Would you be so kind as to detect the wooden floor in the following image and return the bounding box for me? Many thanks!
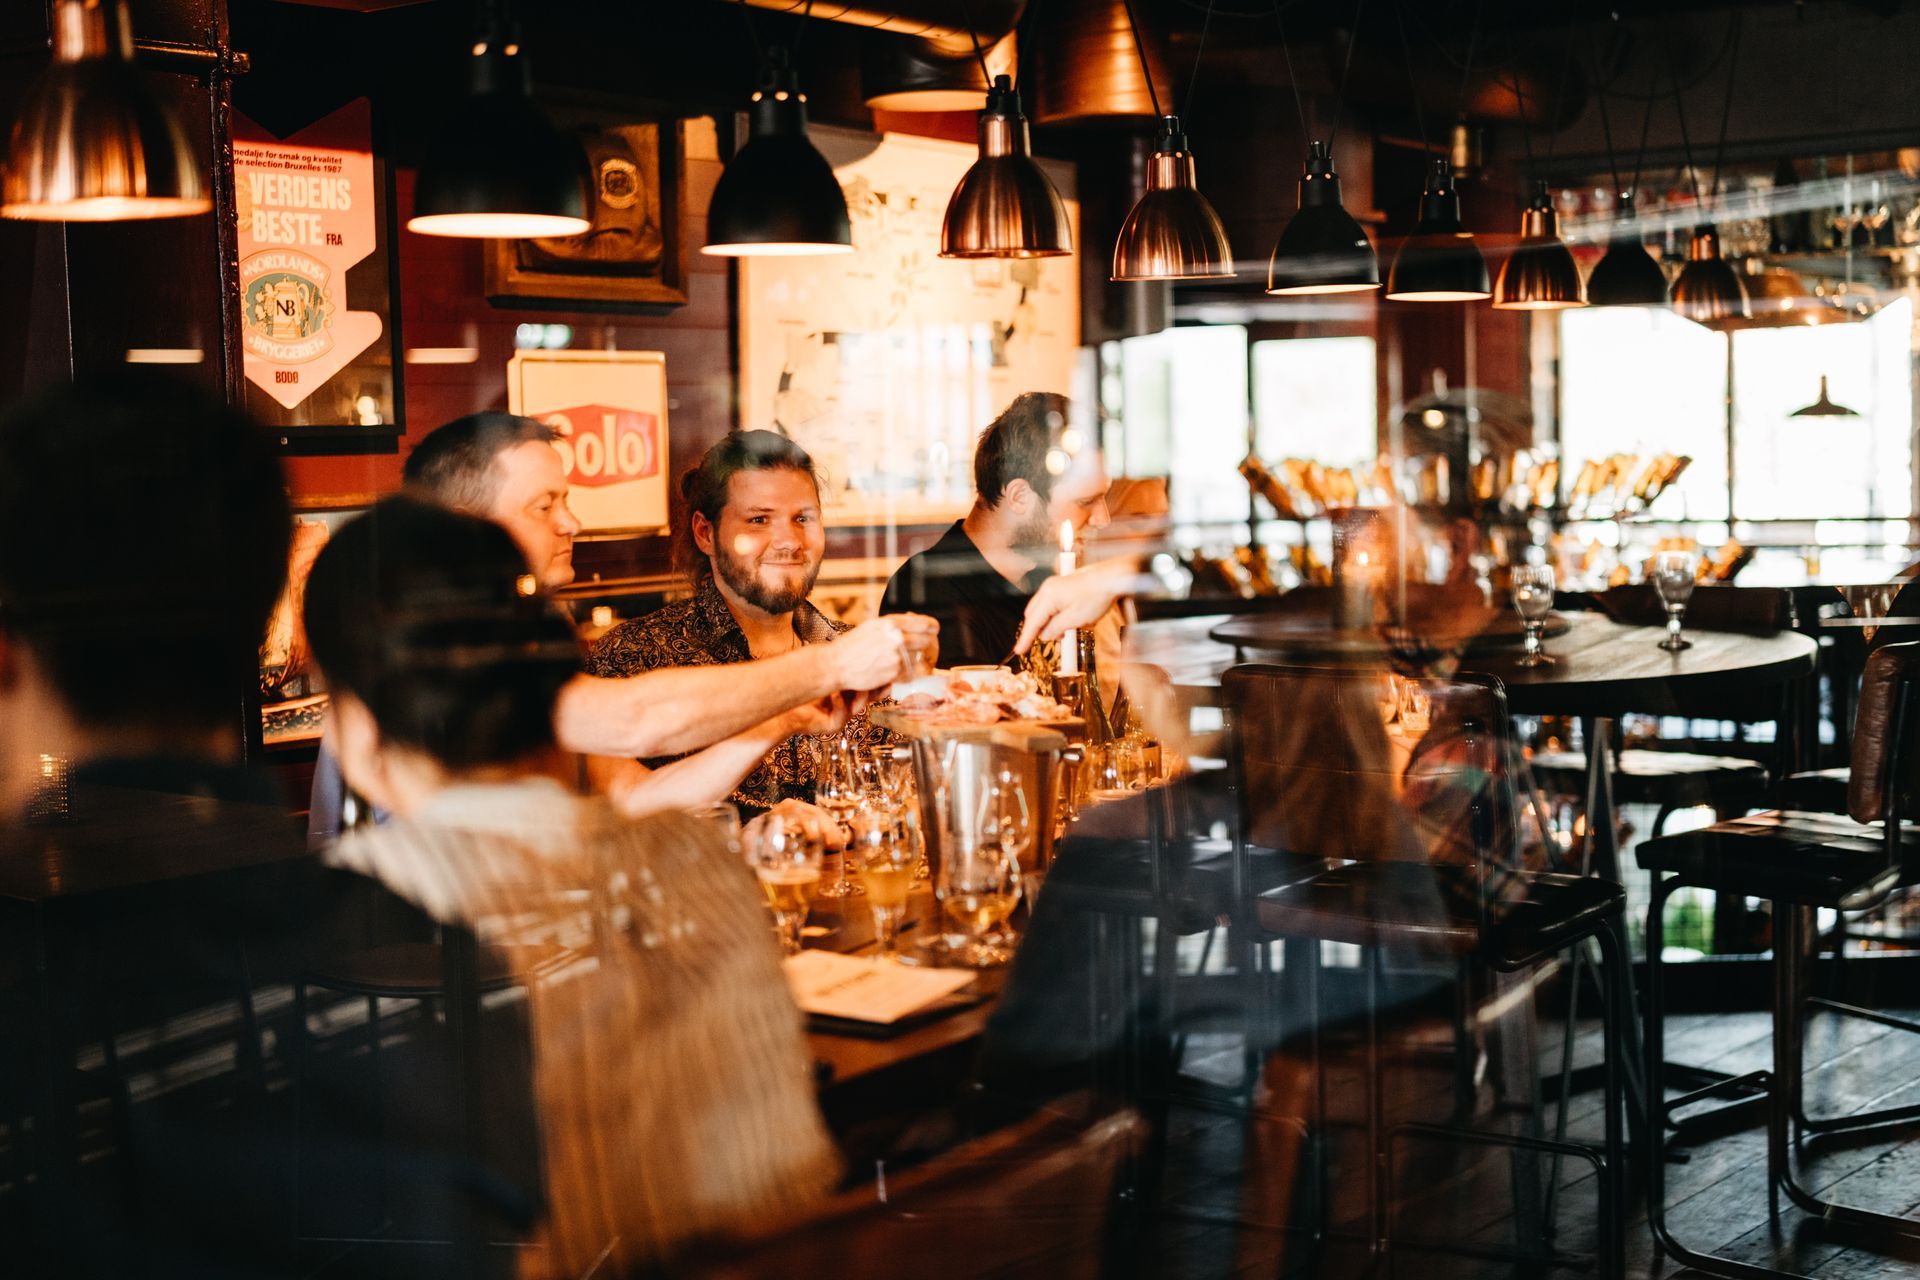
[1136,1007,1920,1278]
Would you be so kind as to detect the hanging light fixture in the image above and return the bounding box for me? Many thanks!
[1,0,210,221]
[1671,224,1748,324]
[1494,181,1585,310]
[1586,193,1670,307]
[1384,6,1488,302]
[1790,375,1860,418]
[863,35,1005,113]
[1109,0,1230,281]
[407,5,589,239]
[940,73,1072,259]
[1266,3,1378,295]
[705,48,852,256]
[1385,158,1491,302]
[1030,0,1172,127]
[1111,116,1233,280]
[1268,143,1379,294]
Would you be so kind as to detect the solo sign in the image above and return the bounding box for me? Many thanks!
[233,99,384,411]
[507,351,671,535]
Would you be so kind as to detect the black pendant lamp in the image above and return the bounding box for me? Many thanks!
[1493,181,1585,310]
[2,0,210,221]
[1585,193,1670,307]
[408,9,589,239]
[1111,116,1233,280]
[1385,158,1490,302]
[705,50,852,257]
[940,74,1072,259]
[1670,224,1748,324]
[1267,142,1379,295]
[1790,375,1860,418]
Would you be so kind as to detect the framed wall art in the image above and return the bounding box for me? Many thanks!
[486,117,688,312]
[507,349,672,536]
[736,125,1081,526]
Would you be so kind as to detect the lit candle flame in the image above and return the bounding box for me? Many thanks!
[1059,521,1074,553]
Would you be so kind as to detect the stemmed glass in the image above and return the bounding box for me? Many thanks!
[814,733,864,898]
[977,764,1036,907]
[850,800,916,961]
[1511,563,1556,667]
[744,809,823,956]
[1653,550,1698,652]
[938,778,1025,968]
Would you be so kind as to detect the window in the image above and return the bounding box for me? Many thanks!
[1252,336,1377,467]
[1115,325,1249,526]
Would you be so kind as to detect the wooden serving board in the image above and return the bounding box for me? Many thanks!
[869,705,1079,754]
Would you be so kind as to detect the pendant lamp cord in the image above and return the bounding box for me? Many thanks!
[1453,0,1482,128]
[1012,0,1044,98]
[1394,4,1429,157]
[1181,0,1217,122]
[734,0,764,68]
[792,0,815,65]
[958,0,993,87]
[1585,19,1622,201]
[1668,35,1703,206]
[1510,0,1576,185]
[1275,3,1311,152]
[1275,0,1366,152]
[1120,0,1164,119]
[1325,0,1365,150]
[1707,9,1743,199]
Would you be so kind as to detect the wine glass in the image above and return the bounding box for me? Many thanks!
[850,800,916,961]
[744,810,823,956]
[1511,563,1556,667]
[977,764,1037,905]
[939,798,1024,967]
[813,733,865,898]
[1653,550,1697,652]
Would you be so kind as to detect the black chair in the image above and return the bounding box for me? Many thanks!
[1530,585,1803,845]
[1223,663,1629,1277]
[1636,641,1920,1278]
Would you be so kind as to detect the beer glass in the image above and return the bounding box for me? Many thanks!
[744,810,823,956]
[850,801,916,961]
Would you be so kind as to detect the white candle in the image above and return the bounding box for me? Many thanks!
[1057,520,1079,674]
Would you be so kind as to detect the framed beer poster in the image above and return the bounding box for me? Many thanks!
[506,350,671,536]
[233,97,403,455]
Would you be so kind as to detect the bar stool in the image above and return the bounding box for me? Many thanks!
[1637,641,1920,1278]
[1223,664,1629,1277]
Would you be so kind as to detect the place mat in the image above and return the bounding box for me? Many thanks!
[784,949,976,1029]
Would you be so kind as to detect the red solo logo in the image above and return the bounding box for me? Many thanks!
[543,405,659,487]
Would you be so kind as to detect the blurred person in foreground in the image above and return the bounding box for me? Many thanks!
[588,430,914,816]
[310,412,934,841]
[306,495,839,1275]
[0,374,530,1275]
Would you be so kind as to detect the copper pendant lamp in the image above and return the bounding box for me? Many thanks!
[1111,116,1233,281]
[2,0,210,221]
[1029,0,1173,127]
[939,74,1072,259]
[407,10,589,239]
[1385,158,1490,302]
[1493,181,1585,310]
[1670,225,1748,324]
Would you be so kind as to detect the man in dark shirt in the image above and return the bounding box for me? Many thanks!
[880,391,1112,667]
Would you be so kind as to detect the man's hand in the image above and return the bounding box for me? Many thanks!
[829,613,940,692]
[746,798,848,852]
[774,692,856,740]
[1014,558,1146,655]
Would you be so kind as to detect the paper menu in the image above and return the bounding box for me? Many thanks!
[783,950,976,1024]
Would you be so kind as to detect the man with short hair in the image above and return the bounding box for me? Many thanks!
[880,391,1117,668]
[588,430,881,815]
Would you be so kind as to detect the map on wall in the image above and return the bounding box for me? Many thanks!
[739,127,1081,525]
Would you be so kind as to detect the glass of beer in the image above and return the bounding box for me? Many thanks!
[745,810,823,956]
[850,801,916,961]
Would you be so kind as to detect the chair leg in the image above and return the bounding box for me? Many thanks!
[1365,947,1387,1257]
[1593,923,1629,1280]
[1644,874,1792,1280]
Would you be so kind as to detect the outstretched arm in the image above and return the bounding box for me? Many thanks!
[586,695,858,817]
[557,614,935,758]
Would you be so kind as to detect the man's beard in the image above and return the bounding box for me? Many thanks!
[715,542,820,615]
[1013,507,1059,556]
